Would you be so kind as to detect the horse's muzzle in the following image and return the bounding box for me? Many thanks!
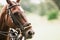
[28,31,35,35]
[26,30,35,39]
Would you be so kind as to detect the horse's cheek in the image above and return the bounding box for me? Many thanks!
[7,16,14,27]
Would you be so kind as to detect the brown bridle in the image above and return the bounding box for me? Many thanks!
[7,4,31,30]
[6,4,31,40]
[0,3,31,40]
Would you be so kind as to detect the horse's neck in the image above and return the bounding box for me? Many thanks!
[0,5,9,30]
[0,5,10,40]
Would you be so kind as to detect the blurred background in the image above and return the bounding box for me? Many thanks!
[0,0,60,40]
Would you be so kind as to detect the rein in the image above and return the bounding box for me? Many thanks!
[0,31,18,37]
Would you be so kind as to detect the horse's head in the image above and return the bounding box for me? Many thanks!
[6,0,35,39]
[6,0,26,28]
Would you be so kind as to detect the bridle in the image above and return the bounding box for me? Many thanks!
[7,4,31,30]
[0,4,31,40]
[7,4,24,31]
[6,4,31,40]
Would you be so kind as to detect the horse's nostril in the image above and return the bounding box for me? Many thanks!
[28,31,35,35]
[28,31,32,35]
[33,32,35,35]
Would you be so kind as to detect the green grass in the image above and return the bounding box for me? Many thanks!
[47,10,58,20]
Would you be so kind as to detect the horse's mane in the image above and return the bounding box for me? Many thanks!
[0,5,7,30]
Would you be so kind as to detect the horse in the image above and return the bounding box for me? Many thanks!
[0,0,35,40]
[9,28,22,40]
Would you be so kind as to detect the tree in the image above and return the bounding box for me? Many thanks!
[53,0,60,10]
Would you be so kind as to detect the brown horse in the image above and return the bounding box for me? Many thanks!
[0,0,35,40]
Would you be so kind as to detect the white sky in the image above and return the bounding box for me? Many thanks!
[30,0,40,4]
[0,0,16,5]
[0,0,45,5]
[0,0,6,5]
[30,0,45,4]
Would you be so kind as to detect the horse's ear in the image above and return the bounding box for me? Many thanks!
[6,0,12,5]
[16,0,20,3]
